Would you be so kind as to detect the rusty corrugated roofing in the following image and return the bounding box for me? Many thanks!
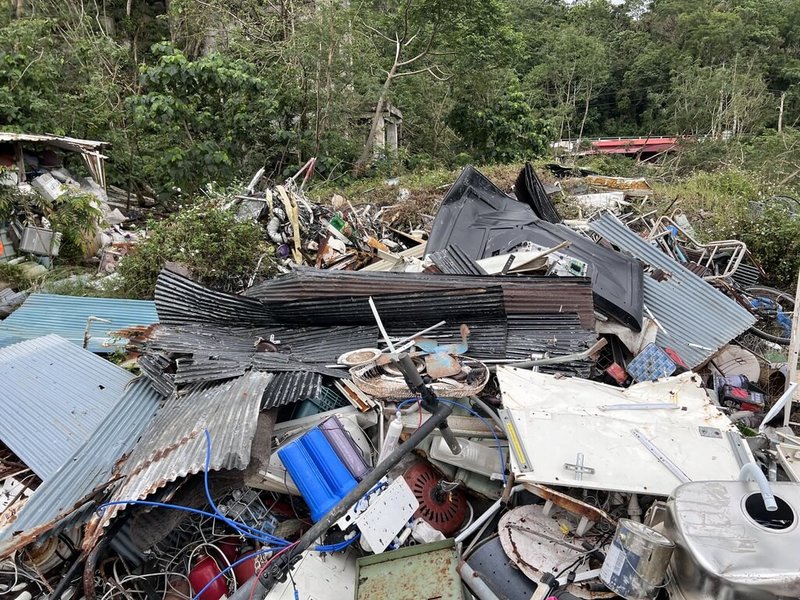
[83,371,270,549]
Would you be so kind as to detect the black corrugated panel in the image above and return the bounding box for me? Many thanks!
[155,267,273,327]
[246,267,595,329]
[386,320,508,359]
[264,287,506,327]
[142,324,266,357]
[505,313,597,377]
[174,356,248,384]
[138,353,176,398]
[271,325,379,363]
[514,162,562,223]
[262,371,323,409]
[250,352,348,378]
[429,245,487,275]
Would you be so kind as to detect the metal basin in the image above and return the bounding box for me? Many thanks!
[664,480,800,600]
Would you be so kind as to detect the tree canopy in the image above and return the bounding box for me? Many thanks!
[2,0,799,196]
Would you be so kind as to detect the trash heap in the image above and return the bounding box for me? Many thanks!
[0,163,798,600]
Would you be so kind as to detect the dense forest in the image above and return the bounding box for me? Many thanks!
[2,0,800,197]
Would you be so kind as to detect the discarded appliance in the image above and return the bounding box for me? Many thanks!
[655,479,800,600]
[497,368,749,496]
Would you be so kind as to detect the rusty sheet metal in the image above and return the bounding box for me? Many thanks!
[522,482,615,525]
[246,267,595,329]
[0,334,134,480]
[174,356,248,384]
[138,352,176,397]
[590,212,756,367]
[155,267,273,327]
[505,314,597,377]
[0,378,161,557]
[83,371,270,550]
[266,287,508,359]
[271,325,379,363]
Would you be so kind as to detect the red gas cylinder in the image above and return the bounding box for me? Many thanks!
[232,548,257,585]
[188,555,228,600]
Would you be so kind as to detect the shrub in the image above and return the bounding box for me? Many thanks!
[116,202,275,299]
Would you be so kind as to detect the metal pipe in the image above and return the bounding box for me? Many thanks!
[455,485,524,545]
[488,338,607,371]
[457,562,501,600]
[739,463,778,511]
[251,402,456,597]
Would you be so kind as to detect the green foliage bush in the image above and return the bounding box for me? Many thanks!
[116,203,275,299]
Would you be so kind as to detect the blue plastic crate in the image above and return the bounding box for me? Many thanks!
[626,343,677,382]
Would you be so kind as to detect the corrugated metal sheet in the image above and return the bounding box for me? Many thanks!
[505,314,597,377]
[0,335,133,479]
[272,325,379,363]
[0,294,158,353]
[265,287,505,327]
[174,356,248,384]
[590,212,756,367]
[84,371,270,548]
[246,267,595,329]
[0,378,162,555]
[428,245,487,275]
[250,353,347,378]
[155,268,273,327]
[138,353,176,397]
[141,324,264,357]
[262,371,323,409]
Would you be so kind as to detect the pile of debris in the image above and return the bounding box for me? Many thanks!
[0,133,145,283]
[0,162,798,600]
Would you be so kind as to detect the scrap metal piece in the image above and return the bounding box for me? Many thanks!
[0,293,157,353]
[83,371,270,550]
[424,166,642,330]
[564,453,595,481]
[245,266,596,329]
[632,429,691,483]
[0,334,134,480]
[498,369,747,495]
[0,378,161,557]
[590,212,756,367]
[261,371,321,410]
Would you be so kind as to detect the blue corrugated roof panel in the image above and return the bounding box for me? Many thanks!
[0,334,134,479]
[0,293,158,353]
[0,378,162,551]
[589,212,756,368]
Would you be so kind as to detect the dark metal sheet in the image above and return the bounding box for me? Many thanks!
[155,267,273,327]
[428,245,487,275]
[424,165,642,330]
[262,371,323,409]
[514,162,562,223]
[246,268,595,329]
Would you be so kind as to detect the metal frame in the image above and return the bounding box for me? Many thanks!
[647,215,747,280]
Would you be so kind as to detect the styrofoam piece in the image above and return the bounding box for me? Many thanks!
[497,368,749,496]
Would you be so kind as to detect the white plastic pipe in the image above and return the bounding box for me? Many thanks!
[739,463,778,511]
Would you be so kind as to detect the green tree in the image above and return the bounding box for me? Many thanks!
[129,42,281,195]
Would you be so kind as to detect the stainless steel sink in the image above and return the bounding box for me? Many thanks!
[662,480,800,600]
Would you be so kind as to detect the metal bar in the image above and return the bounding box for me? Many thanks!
[726,430,752,468]
[488,338,607,371]
[457,562,501,600]
[633,429,690,483]
[368,296,396,353]
[499,411,532,472]
[599,403,680,411]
